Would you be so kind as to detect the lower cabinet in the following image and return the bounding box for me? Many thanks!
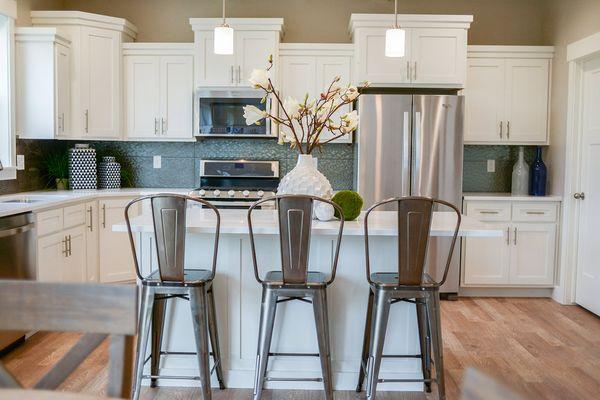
[37,225,86,283]
[461,199,559,287]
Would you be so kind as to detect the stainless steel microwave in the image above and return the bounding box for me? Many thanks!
[195,88,273,137]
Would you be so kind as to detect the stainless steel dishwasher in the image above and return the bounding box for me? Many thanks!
[0,212,36,352]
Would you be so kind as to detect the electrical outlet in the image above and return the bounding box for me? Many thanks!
[153,155,161,169]
[16,155,25,170]
[487,159,495,173]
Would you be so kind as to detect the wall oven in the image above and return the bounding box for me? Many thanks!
[195,88,273,138]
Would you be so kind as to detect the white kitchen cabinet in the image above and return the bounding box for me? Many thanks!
[123,44,194,140]
[461,198,560,288]
[278,44,354,144]
[37,231,68,282]
[31,11,138,140]
[190,18,284,87]
[99,198,138,283]
[465,46,553,145]
[15,28,71,139]
[63,225,87,283]
[85,201,99,282]
[349,14,472,87]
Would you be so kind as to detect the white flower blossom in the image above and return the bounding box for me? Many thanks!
[340,110,359,133]
[342,86,360,102]
[249,69,271,89]
[243,105,267,125]
[283,96,301,119]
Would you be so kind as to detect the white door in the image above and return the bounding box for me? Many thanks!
[80,26,120,138]
[195,31,235,86]
[124,55,160,139]
[55,43,71,138]
[355,28,409,85]
[63,226,87,283]
[37,232,67,282]
[411,28,467,85]
[99,198,138,283]
[576,56,600,315]
[509,223,556,286]
[279,55,316,141]
[316,56,353,143]
[160,55,193,139]
[462,224,510,285]
[236,30,278,87]
[85,201,99,282]
[464,59,505,143]
[504,58,549,144]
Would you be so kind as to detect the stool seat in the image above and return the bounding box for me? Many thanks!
[370,272,438,289]
[263,271,328,287]
[143,269,213,287]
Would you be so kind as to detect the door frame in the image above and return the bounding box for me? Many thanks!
[555,32,600,304]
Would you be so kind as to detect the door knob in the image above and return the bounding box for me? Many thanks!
[574,192,585,200]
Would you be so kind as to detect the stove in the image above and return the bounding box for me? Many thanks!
[190,160,279,208]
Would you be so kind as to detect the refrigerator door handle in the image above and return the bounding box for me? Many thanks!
[402,111,410,196]
[412,111,422,195]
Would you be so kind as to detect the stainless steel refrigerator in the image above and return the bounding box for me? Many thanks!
[356,93,464,294]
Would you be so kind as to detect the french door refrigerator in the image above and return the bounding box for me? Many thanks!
[356,94,464,293]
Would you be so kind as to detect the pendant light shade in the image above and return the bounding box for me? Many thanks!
[214,0,234,55]
[385,0,405,58]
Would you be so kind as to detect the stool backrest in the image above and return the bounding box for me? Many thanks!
[125,194,221,283]
[247,195,344,286]
[0,280,137,398]
[364,196,461,286]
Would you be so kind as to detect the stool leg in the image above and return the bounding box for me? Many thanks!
[366,290,391,400]
[150,295,167,388]
[206,285,226,389]
[190,286,212,400]
[356,288,375,392]
[313,289,334,400]
[416,299,432,393]
[426,291,445,400]
[253,287,278,400]
[132,285,154,400]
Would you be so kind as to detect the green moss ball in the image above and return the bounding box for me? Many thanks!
[332,190,364,221]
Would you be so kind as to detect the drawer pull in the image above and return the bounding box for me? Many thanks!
[526,211,546,215]
[506,226,510,245]
[480,211,499,214]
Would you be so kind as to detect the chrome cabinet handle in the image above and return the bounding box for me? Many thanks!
[62,236,69,256]
[87,206,93,231]
[154,118,159,135]
[513,227,517,245]
[62,113,65,132]
[506,226,510,245]
[237,66,241,84]
[67,235,72,256]
[507,121,510,139]
[406,61,410,81]
[162,118,167,135]
[480,210,499,215]
[230,66,234,83]
[414,61,417,81]
[84,109,89,133]
[499,121,503,139]
[574,192,585,200]
[102,204,106,228]
[526,211,545,215]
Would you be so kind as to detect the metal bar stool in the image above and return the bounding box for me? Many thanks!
[125,194,226,400]
[247,195,345,400]
[355,197,461,400]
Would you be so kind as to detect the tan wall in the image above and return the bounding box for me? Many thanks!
[57,0,547,44]
[16,0,63,26]
[542,0,600,195]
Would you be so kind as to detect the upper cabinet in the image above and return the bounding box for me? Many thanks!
[278,44,354,144]
[349,14,472,88]
[31,11,138,140]
[190,18,283,87]
[465,46,554,145]
[15,28,71,139]
[123,43,194,141]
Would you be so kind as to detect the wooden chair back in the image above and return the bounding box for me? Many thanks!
[0,281,137,399]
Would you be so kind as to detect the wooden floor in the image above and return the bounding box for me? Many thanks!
[2,298,600,400]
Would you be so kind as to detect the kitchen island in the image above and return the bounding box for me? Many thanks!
[116,208,501,391]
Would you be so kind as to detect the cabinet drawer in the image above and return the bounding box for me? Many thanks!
[465,201,511,222]
[36,209,64,236]
[63,203,86,228]
[512,202,558,222]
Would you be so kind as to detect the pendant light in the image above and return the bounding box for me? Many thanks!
[385,0,405,57]
[214,0,234,55]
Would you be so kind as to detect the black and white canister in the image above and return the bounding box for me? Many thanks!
[68,144,97,190]
[98,156,121,189]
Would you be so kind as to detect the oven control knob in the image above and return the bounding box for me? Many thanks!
[257,190,265,198]
[198,189,206,197]
[213,190,221,197]
[242,190,250,197]
[228,190,236,198]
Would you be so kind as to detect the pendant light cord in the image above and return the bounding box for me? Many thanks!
[394,0,398,28]
[222,0,227,25]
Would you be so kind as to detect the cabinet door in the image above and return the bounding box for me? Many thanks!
[160,56,194,139]
[37,232,67,283]
[80,26,120,138]
[464,59,505,143]
[236,31,279,86]
[505,59,550,144]
[462,224,510,285]
[316,56,353,143]
[99,198,138,283]
[55,43,71,138]
[355,28,409,85]
[124,55,160,139]
[63,226,87,283]
[509,223,556,286]
[85,201,99,282]
[411,28,467,86]
[195,31,235,86]
[278,55,316,141]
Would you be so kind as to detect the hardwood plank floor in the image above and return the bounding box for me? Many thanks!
[2,298,599,399]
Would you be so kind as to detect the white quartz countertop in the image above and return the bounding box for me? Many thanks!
[115,208,503,237]
[463,192,562,202]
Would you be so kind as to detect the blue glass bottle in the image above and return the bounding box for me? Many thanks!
[530,146,547,196]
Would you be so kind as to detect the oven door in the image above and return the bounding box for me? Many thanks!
[195,88,273,137]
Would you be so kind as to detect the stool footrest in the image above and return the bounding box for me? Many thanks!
[378,378,435,384]
[265,377,323,382]
[382,354,422,358]
[143,374,200,381]
[268,352,320,357]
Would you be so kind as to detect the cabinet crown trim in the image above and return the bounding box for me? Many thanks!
[349,13,473,35]
[31,10,138,39]
[122,42,194,56]
[468,45,554,59]
[189,17,284,35]
[15,27,71,46]
[279,43,354,56]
